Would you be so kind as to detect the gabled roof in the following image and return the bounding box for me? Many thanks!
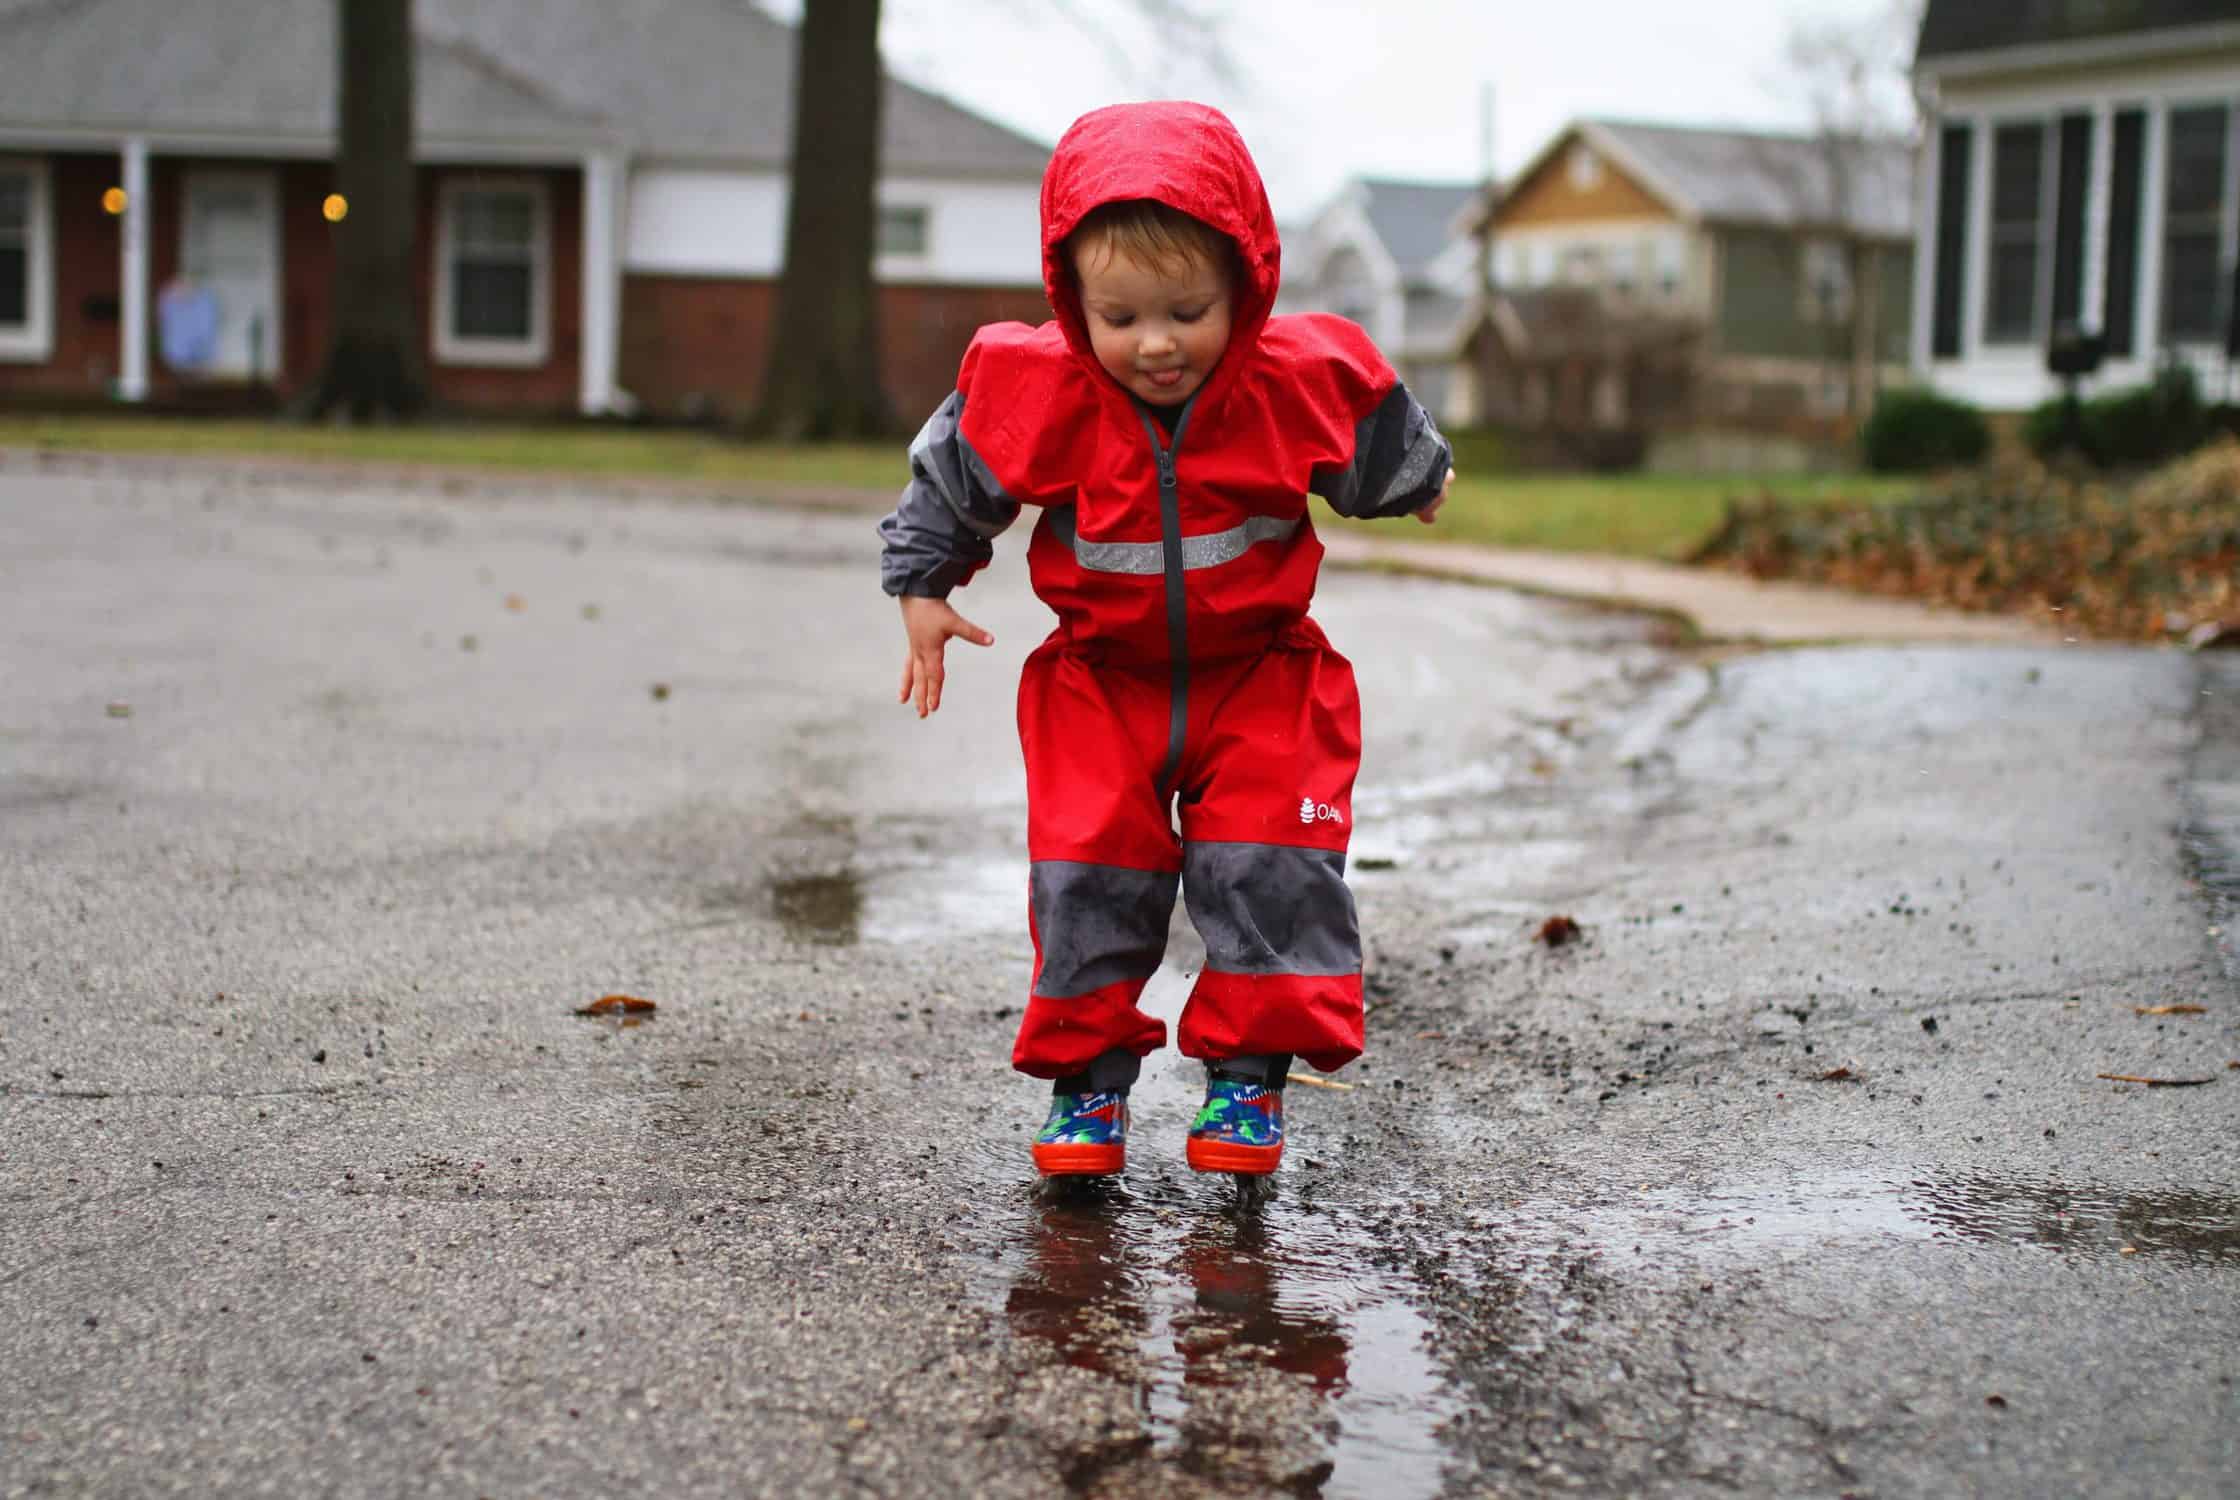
[1917,0,2240,62]
[0,0,1050,175]
[1492,119,1913,241]
[1354,178,1478,281]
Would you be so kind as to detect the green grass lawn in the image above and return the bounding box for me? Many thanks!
[0,414,903,491]
[0,413,1913,560]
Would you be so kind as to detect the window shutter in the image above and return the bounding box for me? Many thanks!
[2103,109,2145,358]
[1931,124,1971,359]
[2051,113,2091,331]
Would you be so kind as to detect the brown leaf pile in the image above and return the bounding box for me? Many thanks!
[1692,439,2240,640]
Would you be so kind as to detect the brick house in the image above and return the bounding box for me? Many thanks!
[0,0,1051,421]
[1912,0,2240,410]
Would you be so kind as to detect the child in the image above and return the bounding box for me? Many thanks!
[878,101,1453,1179]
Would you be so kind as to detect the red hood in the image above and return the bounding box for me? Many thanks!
[1039,101,1281,408]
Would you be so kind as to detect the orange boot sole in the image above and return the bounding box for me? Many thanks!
[1186,1136,1282,1176]
[1032,1140,1125,1176]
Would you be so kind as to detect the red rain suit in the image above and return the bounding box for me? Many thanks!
[879,102,1451,1080]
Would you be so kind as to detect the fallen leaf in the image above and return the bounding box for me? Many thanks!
[1355,855,1398,871]
[105,701,132,719]
[1816,1067,1858,1082]
[1415,1030,1446,1041]
[1984,1393,2008,1409]
[2133,1004,2206,1016]
[2096,1072,2216,1087]
[575,994,657,1017]
[650,682,671,701]
[1285,1072,1354,1092]
[1538,915,1581,948]
[2120,1246,2139,1255]
[504,594,526,612]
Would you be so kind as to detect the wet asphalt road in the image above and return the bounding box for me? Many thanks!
[3,458,2236,1499]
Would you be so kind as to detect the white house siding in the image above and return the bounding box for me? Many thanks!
[623,165,1041,286]
[1918,48,2240,410]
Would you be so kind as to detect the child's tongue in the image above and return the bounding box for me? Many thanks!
[1149,369,1183,388]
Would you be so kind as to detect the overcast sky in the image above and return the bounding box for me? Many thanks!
[774,0,1919,221]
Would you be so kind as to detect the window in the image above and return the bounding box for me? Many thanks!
[0,156,51,361]
[876,204,929,257]
[435,177,547,366]
[2161,103,2230,344]
[1984,122,2046,344]
[1800,239,1852,323]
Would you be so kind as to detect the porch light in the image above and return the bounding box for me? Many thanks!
[323,193,348,223]
[102,187,127,215]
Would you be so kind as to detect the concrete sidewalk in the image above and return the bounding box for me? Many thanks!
[3,444,2054,647]
[1320,530,2055,646]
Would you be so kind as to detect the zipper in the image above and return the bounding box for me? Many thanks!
[1137,396,1197,801]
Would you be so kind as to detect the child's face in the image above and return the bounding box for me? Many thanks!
[1071,240,1233,407]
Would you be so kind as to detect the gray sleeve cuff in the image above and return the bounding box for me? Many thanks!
[876,392,1021,597]
[1309,383,1454,519]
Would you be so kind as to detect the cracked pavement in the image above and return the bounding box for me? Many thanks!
[3,458,2236,1498]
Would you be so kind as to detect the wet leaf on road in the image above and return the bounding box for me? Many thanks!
[2096,1073,2216,1087]
[576,994,657,1017]
[650,682,671,701]
[1537,915,1581,947]
[504,594,526,612]
[1817,1066,1859,1082]
[2133,1004,2207,1016]
[1985,1393,2008,1409]
[105,701,132,718]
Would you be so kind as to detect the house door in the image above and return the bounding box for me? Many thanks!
[180,170,281,380]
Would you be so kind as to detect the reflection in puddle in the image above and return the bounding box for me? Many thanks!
[1559,1168,2240,1269]
[965,987,1460,1500]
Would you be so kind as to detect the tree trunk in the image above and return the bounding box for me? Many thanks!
[1851,238,1881,421]
[304,0,427,422]
[749,0,890,441]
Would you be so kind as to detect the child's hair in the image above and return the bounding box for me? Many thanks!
[1067,199,1235,279]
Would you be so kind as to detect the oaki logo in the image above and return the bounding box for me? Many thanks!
[1298,797,1344,825]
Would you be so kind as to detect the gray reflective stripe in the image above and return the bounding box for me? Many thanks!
[1029,860,1180,999]
[1045,506,1300,576]
[1182,842,1361,977]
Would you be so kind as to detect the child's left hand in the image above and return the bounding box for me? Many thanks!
[1415,468,1454,525]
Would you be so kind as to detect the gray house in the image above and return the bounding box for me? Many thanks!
[1280,177,1480,426]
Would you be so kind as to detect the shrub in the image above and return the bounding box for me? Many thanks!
[2026,361,2213,468]
[1861,387,1990,473]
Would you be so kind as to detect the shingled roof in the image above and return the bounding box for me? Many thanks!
[1585,120,1914,241]
[0,0,1050,175]
[1917,0,2240,61]
[1354,178,1477,281]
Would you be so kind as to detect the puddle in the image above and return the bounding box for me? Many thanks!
[961,973,1461,1499]
[769,871,862,946]
[1547,1168,2240,1269]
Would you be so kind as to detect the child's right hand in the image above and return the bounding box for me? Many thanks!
[898,595,995,718]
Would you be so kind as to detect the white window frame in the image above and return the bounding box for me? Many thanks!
[0,155,54,363]
[433,174,550,368]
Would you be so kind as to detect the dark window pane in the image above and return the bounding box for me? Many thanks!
[454,261,531,340]
[1991,124,2043,222]
[2051,114,2091,328]
[876,206,927,256]
[1989,243,2040,340]
[0,177,25,237]
[456,192,534,252]
[2166,106,2228,217]
[2163,230,2222,341]
[1986,123,2045,343]
[0,245,24,325]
